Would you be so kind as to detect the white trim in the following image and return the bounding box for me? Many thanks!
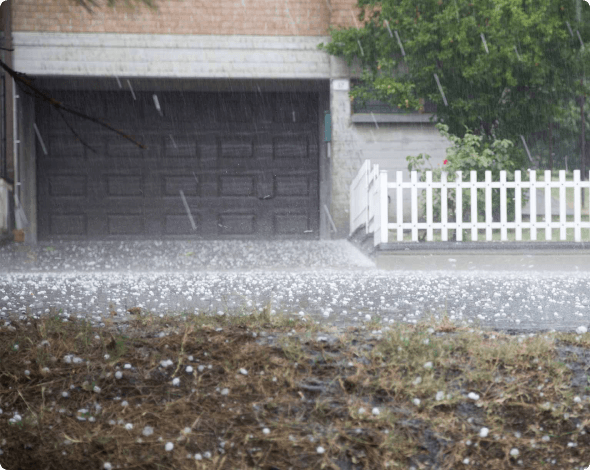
[13,32,333,79]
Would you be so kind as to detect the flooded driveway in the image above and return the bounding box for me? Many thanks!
[0,240,589,333]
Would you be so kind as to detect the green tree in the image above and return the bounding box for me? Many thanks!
[317,0,590,150]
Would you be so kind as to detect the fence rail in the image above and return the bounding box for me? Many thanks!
[350,160,590,246]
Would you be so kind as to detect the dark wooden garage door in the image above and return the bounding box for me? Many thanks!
[36,90,319,239]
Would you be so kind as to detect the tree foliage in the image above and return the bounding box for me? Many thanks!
[318,0,590,146]
[407,123,524,228]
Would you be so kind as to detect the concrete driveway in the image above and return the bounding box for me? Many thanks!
[0,239,589,333]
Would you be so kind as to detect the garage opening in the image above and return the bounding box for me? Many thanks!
[35,81,320,240]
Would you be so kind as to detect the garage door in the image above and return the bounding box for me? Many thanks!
[36,89,320,239]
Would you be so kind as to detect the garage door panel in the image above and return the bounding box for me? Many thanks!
[50,214,88,236]
[163,213,202,235]
[106,140,145,160]
[47,134,87,160]
[273,135,310,160]
[273,212,310,234]
[197,136,218,161]
[48,175,88,197]
[161,175,200,197]
[274,175,311,197]
[220,136,254,159]
[165,134,197,159]
[105,175,144,197]
[107,214,145,235]
[218,213,257,235]
[219,175,256,197]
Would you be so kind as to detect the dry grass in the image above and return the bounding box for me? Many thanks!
[1,309,590,469]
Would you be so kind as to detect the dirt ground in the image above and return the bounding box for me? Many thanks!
[1,308,590,470]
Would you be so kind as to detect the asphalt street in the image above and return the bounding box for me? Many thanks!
[0,239,589,333]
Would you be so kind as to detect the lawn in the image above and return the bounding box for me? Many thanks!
[1,308,590,469]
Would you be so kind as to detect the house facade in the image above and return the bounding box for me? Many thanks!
[1,0,450,243]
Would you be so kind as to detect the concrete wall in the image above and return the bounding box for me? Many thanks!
[329,78,452,235]
[354,121,453,224]
[13,32,333,79]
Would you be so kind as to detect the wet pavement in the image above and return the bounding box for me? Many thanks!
[0,239,589,333]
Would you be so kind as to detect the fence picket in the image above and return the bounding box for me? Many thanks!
[426,171,433,241]
[396,171,403,242]
[441,172,448,241]
[544,170,552,241]
[485,171,492,241]
[560,170,566,240]
[380,171,389,245]
[456,171,463,241]
[530,171,537,241]
[574,170,581,242]
[411,171,418,242]
[515,171,522,241]
[471,171,478,241]
[500,171,507,241]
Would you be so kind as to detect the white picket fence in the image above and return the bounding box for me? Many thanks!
[350,160,590,246]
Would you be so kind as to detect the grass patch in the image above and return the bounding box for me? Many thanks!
[0,310,589,469]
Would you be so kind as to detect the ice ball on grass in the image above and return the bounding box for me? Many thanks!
[509,448,519,457]
[435,391,445,401]
[165,442,174,452]
[576,326,587,335]
[372,407,380,416]
[412,398,421,406]
[316,446,325,454]
[479,427,489,438]
[468,392,480,401]
[172,378,180,386]
[185,366,193,373]
[142,426,154,437]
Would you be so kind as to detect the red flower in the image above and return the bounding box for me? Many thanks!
[443,159,448,165]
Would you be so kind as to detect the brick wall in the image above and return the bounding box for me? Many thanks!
[12,0,371,35]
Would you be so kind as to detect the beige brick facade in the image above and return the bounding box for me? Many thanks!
[12,0,375,36]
